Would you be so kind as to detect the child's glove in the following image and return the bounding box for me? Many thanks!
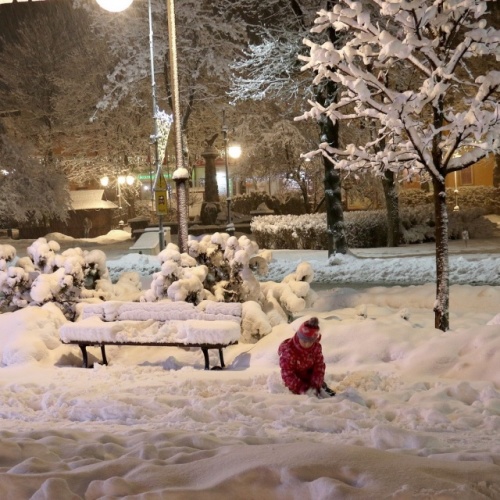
[318,385,336,399]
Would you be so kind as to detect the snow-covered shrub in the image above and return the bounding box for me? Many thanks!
[259,262,316,324]
[241,301,272,343]
[95,271,142,302]
[142,235,269,305]
[0,238,114,318]
[84,249,110,289]
[400,206,496,243]
[343,211,387,248]
[399,188,432,207]
[30,267,82,319]
[445,186,500,215]
[0,244,16,264]
[27,238,60,273]
[0,266,32,310]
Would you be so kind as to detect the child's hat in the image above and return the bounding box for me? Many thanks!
[297,317,320,342]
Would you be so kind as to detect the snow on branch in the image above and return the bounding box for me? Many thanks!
[299,0,500,181]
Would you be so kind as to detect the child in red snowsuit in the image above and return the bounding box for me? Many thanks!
[278,317,335,397]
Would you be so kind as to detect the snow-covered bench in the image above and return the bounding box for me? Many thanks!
[60,301,241,370]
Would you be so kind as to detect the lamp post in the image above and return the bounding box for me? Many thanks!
[96,0,187,252]
[221,110,241,235]
[453,171,460,211]
[100,174,135,210]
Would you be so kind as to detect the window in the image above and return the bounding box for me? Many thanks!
[460,167,473,185]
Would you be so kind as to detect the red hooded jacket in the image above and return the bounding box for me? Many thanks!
[278,333,325,394]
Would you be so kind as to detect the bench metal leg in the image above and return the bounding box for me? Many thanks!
[201,347,210,370]
[78,344,108,368]
[218,348,226,369]
[201,347,226,370]
[100,345,108,366]
[79,345,89,368]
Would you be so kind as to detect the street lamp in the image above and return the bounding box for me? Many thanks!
[221,110,241,235]
[96,0,187,252]
[95,0,133,11]
[453,171,460,212]
[100,174,135,210]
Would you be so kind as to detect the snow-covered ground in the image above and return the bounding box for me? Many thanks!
[1,230,500,498]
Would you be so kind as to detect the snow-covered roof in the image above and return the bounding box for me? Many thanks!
[70,190,118,211]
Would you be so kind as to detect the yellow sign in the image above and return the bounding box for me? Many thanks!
[154,173,167,191]
[155,190,168,215]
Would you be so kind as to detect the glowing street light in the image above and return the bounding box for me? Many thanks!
[95,0,133,12]
[100,174,135,210]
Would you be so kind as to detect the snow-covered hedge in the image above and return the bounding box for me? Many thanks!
[251,214,328,250]
[400,186,500,215]
[232,191,307,215]
[251,208,497,249]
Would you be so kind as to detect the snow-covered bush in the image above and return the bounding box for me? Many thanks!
[0,245,27,310]
[260,262,317,324]
[0,238,114,318]
[0,266,32,310]
[445,186,500,215]
[27,238,61,273]
[0,244,16,264]
[140,233,318,342]
[142,234,269,305]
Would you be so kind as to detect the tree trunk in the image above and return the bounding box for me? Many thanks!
[176,178,189,253]
[317,83,347,255]
[432,176,450,331]
[382,170,401,247]
[494,153,500,188]
[317,5,347,256]
[323,157,347,255]
[299,179,310,213]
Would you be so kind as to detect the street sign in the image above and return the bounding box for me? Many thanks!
[154,169,168,215]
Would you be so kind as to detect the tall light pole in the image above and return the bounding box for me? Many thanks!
[96,0,187,252]
[221,110,241,235]
[166,0,189,253]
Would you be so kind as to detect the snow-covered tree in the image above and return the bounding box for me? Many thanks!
[0,3,89,166]
[0,2,155,188]
[230,0,349,255]
[0,134,70,225]
[300,0,500,331]
[77,0,249,143]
